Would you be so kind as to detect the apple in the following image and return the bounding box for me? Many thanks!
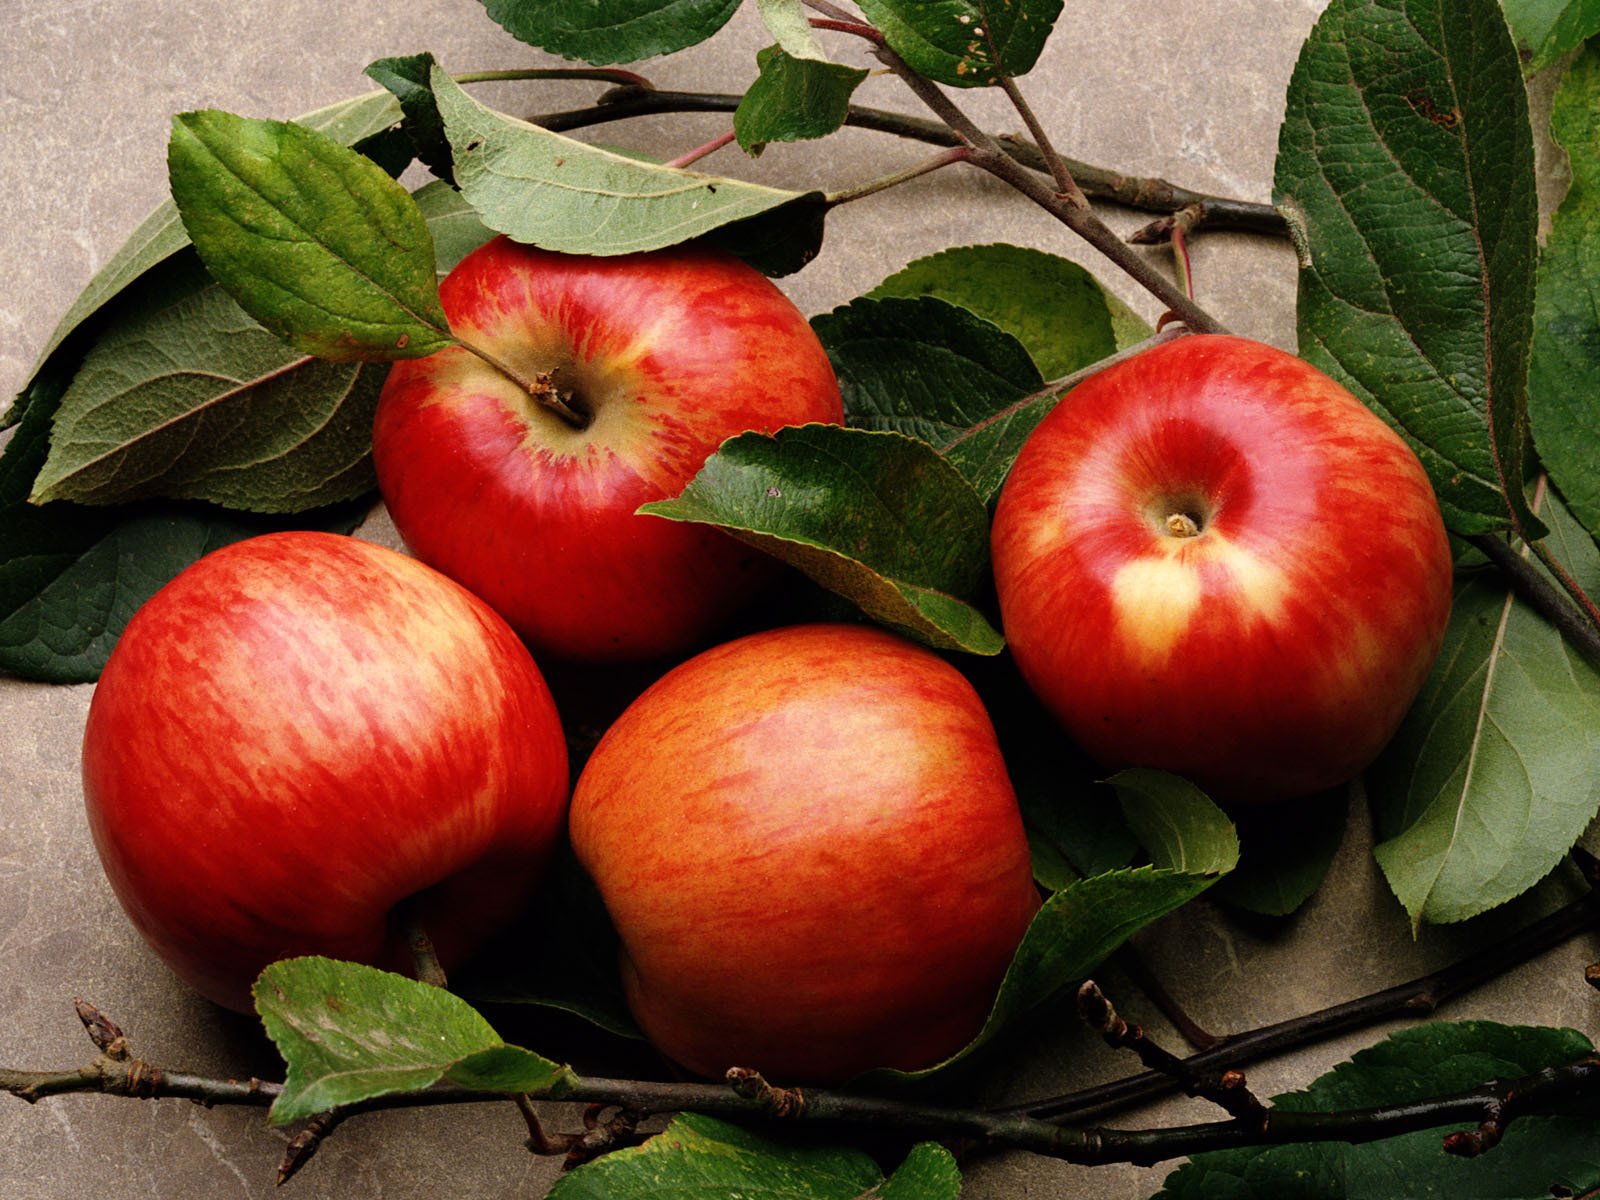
[990,334,1453,803]
[372,236,845,664]
[568,622,1041,1083]
[81,531,570,1011]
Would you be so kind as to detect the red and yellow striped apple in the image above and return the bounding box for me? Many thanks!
[373,237,845,664]
[991,334,1453,803]
[81,531,569,1011]
[569,623,1041,1083]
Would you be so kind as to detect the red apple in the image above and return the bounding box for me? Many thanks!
[81,531,569,1011]
[569,623,1041,1083]
[372,237,845,664]
[990,334,1453,803]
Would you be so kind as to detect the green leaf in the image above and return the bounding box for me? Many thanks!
[856,0,1066,87]
[868,242,1148,378]
[1213,788,1351,918]
[168,109,452,361]
[1501,0,1600,73]
[1108,769,1241,876]
[549,1113,952,1200]
[410,178,497,276]
[755,0,828,60]
[876,862,1235,1082]
[1156,1022,1600,1198]
[27,184,489,516]
[1529,43,1600,540]
[812,296,1047,503]
[1368,494,1600,925]
[29,259,382,513]
[478,0,740,65]
[640,424,1003,656]
[734,48,867,155]
[433,67,828,260]
[365,54,455,183]
[879,1142,962,1200]
[255,957,576,1125]
[1273,0,1542,539]
[16,90,403,403]
[0,355,365,684]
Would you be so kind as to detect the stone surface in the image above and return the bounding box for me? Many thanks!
[1,2,1595,1198]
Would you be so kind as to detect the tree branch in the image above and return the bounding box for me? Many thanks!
[1469,532,1600,669]
[1009,884,1600,1124]
[7,1010,1600,1170]
[526,88,1285,238]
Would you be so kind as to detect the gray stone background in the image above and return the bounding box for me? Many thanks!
[1,1,1594,1197]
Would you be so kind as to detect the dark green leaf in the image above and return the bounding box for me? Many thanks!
[0,331,365,684]
[168,109,452,361]
[875,858,1236,1082]
[957,654,1136,888]
[27,185,488,516]
[856,0,1066,87]
[255,957,576,1125]
[1369,495,1600,925]
[365,53,455,183]
[640,424,1003,655]
[1529,43,1600,539]
[1274,0,1542,538]
[701,192,831,277]
[755,0,828,60]
[1108,769,1240,876]
[1213,788,1350,917]
[478,0,740,64]
[30,259,382,513]
[16,90,402,403]
[433,67,827,258]
[1501,0,1600,73]
[867,242,1148,378]
[453,845,640,1039]
[548,1112,913,1200]
[734,47,867,155]
[812,295,1047,503]
[1156,1022,1600,1198]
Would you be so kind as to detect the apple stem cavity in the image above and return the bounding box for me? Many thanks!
[456,336,590,430]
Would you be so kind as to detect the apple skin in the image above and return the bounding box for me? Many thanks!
[81,531,570,1011]
[569,623,1041,1083]
[372,237,845,664]
[990,334,1453,804]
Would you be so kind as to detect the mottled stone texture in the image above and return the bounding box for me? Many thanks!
[2,3,1593,1198]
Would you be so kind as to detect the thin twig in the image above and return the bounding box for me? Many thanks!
[664,128,738,169]
[1009,885,1600,1124]
[861,41,1226,333]
[1077,982,1265,1128]
[826,145,972,206]
[1469,532,1600,669]
[526,88,1285,236]
[1111,946,1219,1051]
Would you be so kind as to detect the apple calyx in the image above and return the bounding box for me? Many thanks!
[1165,511,1203,538]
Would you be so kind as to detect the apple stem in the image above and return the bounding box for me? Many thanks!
[455,337,589,430]
[394,898,449,990]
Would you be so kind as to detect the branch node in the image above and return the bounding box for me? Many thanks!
[726,1067,807,1119]
[73,1000,129,1061]
[1586,963,1600,993]
[278,1109,347,1186]
[1441,1105,1506,1158]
